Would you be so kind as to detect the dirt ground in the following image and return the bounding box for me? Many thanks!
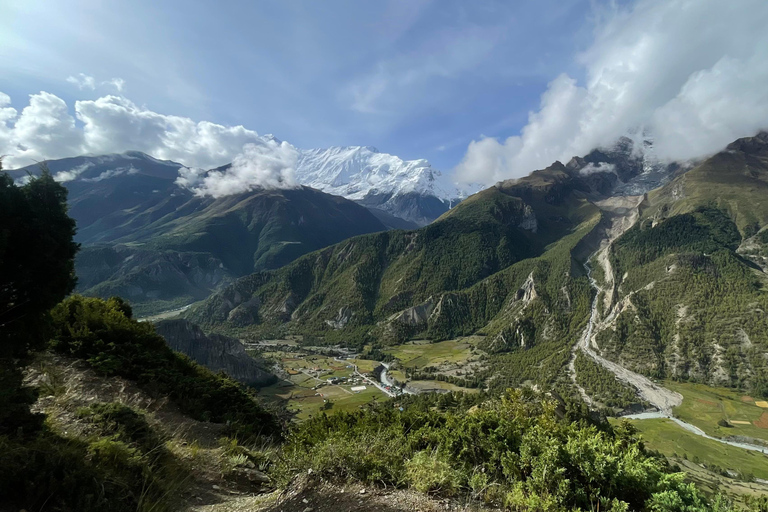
[189,474,496,512]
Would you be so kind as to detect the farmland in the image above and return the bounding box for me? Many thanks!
[665,381,768,444]
[248,337,486,420]
[255,348,390,421]
[617,417,768,481]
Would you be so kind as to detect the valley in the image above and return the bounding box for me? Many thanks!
[5,131,768,511]
[5,2,768,510]
[247,336,484,420]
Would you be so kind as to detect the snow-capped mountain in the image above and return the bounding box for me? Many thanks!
[294,145,479,226]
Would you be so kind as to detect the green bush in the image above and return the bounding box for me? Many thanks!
[405,450,463,496]
[280,389,737,511]
[77,402,161,455]
[0,430,170,512]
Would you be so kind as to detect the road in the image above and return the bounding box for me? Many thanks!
[353,364,397,397]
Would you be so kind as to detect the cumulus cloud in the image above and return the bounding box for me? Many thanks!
[455,0,768,185]
[176,138,299,197]
[0,91,263,169]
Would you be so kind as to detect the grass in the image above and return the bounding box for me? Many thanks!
[618,417,768,480]
[666,381,768,443]
[406,380,480,393]
[384,338,477,369]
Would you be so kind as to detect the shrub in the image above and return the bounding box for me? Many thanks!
[405,450,463,496]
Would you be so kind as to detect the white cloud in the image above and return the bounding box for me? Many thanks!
[66,73,97,90]
[53,162,94,182]
[579,162,615,176]
[176,138,299,197]
[4,92,84,165]
[455,0,768,185]
[0,91,263,169]
[82,165,139,183]
[105,78,126,92]
[66,73,127,93]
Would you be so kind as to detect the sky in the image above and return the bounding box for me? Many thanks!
[1,0,768,186]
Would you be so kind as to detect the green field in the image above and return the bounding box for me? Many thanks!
[406,380,480,393]
[618,418,768,480]
[384,337,480,368]
[666,381,768,443]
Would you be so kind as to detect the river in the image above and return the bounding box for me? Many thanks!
[578,255,768,454]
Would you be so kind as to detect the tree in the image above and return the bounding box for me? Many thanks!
[0,161,78,434]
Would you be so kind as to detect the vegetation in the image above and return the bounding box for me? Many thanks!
[574,353,642,409]
[280,389,740,511]
[50,295,281,441]
[189,167,598,344]
[665,381,768,443]
[0,165,78,435]
[0,164,175,511]
[623,418,768,481]
[598,207,768,394]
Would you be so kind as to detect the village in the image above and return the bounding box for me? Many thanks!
[247,337,483,421]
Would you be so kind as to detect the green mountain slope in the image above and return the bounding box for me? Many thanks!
[191,132,768,402]
[593,133,768,396]
[12,153,388,315]
[189,162,601,367]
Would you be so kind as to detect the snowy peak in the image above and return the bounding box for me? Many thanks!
[295,145,469,203]
[292,145,480,226]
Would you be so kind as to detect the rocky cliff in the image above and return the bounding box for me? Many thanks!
[155,319,275,387]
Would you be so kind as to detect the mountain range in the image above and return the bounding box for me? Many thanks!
[189,132,768,398]
[10,151,388,314]
[9,131,768,399]
[293,143,475,226]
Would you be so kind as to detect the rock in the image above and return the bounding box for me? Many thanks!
[155,319,276,387]
[235,468,270,483]
[359,488,366,494]
[212,484,221,490]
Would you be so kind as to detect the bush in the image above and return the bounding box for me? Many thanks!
[405,450,463,496]
[77,402,162,455]
[0,431,170,512]
[280,389,734,511]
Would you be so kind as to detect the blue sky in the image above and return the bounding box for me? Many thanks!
[0,0,594,169]
[2,0,768,184]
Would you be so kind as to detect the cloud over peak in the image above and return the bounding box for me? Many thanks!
[176,138,300,197]
[0,92,263,169]
[455,0,768,184]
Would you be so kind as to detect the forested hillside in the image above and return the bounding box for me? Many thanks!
[591,133,768,396]
[189,163,598,345]
[11,153,389,315]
